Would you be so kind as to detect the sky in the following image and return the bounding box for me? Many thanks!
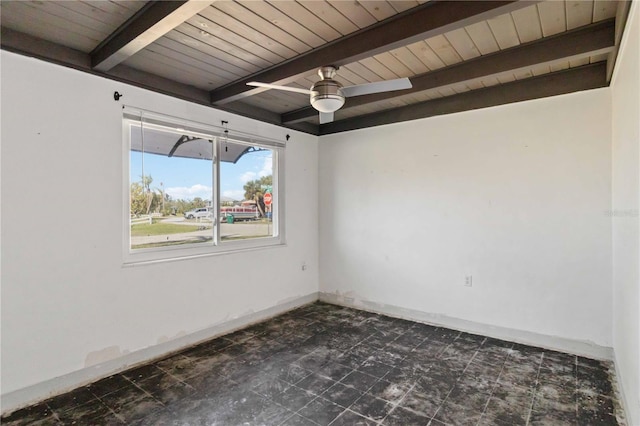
[130,146,272,202]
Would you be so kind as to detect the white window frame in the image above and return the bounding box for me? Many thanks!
[123,107,285,265]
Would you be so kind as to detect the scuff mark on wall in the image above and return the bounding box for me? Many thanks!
[320,291,613,360]
[335,289,358,306]
[157,331,187,345]
[84,346,130,368]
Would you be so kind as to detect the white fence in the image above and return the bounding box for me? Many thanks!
[130,216,151,225]
[131,213,217,226]
[130,213,161,226]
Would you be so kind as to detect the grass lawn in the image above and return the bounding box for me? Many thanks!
[131,222,210,236]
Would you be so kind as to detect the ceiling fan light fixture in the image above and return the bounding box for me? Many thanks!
[310,94,344,113]
[310,77,345,113]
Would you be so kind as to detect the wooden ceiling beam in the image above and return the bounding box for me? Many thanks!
[319,63,607,135]
[283,19,615,124]
[0,28,318,135]
[91,1,214,72]
[210,0,537,105]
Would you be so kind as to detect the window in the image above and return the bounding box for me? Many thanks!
[124,108,284,263]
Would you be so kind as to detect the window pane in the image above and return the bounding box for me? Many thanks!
[219,140,276,242]
[129,122,214,250]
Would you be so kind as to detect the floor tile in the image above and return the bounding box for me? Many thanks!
[577,410,619,426]
[412,373,456,402]
[430,328,460,342]
[297,397,346,426]
[366,379,412,404]
[535,382,577,405]
[1,418,61,426]
[181,370,237,396]
[145,381,197,405]
[340,370,380,392]
[472,348,511,366]
[270,386,317,412]
[433,401,485,426]
[398,388,442,418]
[409,341,447,360]
[112,396,163,423]
[183,336,234,355]
[270,362,314,385]
[122,363,163,383]
[296,373,337,395]
[530,395,576,424]
[490,382,535,408]
[367,349,405,367]
[498,360,539,389]
[252,400,294,425]
[86,374,132,397]
[135,371,182,395]
[578,364,614,395]
[322,382,363,407]
[478,397,529,425]
[358,359,393,378]
[383,363,428,382]
[349,393,394,422]
[331,409,378,425]
[281,413,319,425]
[433,387,491,426]
[54,399,117,425]
[0,403,59,426]
[528,411,576,426]
[45,387,95,412]
[382,406,430,425]
[251,376,291,399]
[316,362,354,382]
[154,355,197,380]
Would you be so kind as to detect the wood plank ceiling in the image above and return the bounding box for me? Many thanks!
[0,0,631,135]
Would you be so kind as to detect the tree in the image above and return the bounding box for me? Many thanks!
[191,197,206,209]
[130,175,162,216]
[130,182,147,216]
[161,191,174,216]
[140,175,154,215]
[243,175,272,217]
[130,175,212,217]
[244,175,272,200]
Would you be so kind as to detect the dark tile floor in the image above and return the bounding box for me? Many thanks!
[2,302,622,425]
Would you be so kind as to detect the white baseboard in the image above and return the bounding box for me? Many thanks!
[3,291,616,415]
[319,292,614,360]
[1,292,319,415]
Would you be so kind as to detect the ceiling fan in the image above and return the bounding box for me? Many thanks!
[247,66,412,124]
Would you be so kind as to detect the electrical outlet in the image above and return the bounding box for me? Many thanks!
[465,275,473,287]
[301,262,307,271]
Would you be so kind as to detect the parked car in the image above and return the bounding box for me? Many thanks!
[184,207,211,219]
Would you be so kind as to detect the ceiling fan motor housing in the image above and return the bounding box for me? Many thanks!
[310,79,345,113]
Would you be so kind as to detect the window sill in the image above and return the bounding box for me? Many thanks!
[122,239,286,267]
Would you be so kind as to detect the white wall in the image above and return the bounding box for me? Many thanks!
[319,89,613,350]
[0,52,319,400]
[611,1,640,423]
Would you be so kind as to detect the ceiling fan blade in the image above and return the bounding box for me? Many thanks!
[246,82,311,95]
[319,112,334,124]
[341,78,412,98]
